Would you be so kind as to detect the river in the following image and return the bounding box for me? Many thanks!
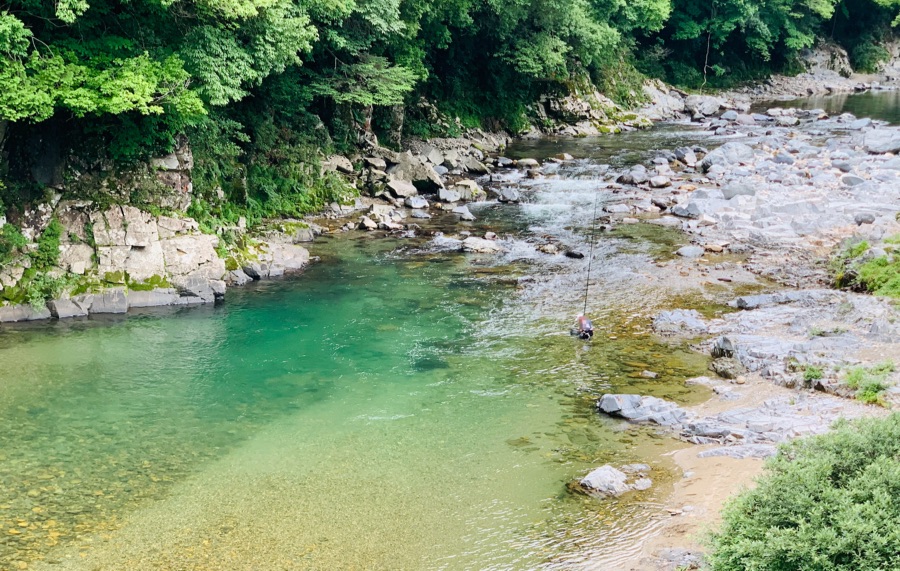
[1,92,890,571]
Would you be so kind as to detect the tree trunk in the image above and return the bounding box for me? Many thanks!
[0,120,8,164]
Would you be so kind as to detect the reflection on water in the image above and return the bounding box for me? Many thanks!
[1,126,729,571]
[502,124,719,165]
[770,90,900,124]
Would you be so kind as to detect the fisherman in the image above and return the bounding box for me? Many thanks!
[572,314,594,340]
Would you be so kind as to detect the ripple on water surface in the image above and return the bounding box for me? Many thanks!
[1,131,722,570]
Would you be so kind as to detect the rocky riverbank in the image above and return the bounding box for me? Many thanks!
[0,81,696,324]
[544,95,900,569]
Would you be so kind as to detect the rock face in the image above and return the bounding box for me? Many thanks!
[1,200,314,322]
[87,205,226,286]
[150,139,194,211]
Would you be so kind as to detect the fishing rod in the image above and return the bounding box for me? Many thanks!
[582,188,601,316]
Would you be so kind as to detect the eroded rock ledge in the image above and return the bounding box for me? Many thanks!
[0,202,311,323]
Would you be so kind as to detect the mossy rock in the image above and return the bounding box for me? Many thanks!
[103,270,127,284]
[128,274,171,291]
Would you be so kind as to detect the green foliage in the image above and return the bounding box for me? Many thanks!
[0,223,26,266]
[830,238,888,292]
[30,219,62,270]
[845,365,867,389]
[308,55,418,106]
[851,35,891,72]
[843,361,893,404]
[24,272,71,310]
[855,254,900,297]
[708,414,900,571]
[858,378,888,404]
[804,365,824,381]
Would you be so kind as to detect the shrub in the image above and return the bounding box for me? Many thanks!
[803,365,823,381]
[851,36,891,73]
[708,414,900,571]
[30,218,63,270]
[0,223,27,266]
[829,236,900,298]
[858,379,889,404]
[24,273,71,310]
[845,366,867,389]
[843,362,892,404]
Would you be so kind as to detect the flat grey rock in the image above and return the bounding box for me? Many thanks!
[676,245,705,258]
[597,394,690,426]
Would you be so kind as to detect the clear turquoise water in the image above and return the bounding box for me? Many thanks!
[0,150,717,571]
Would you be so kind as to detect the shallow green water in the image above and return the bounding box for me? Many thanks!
[0,229,712,570]
[0,122,745,570]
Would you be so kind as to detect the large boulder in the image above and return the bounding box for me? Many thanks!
[126,289,181,308]
[48,298,89,319]
[263,242,310,272]
[579,465,631,497]
[386,152,444,192]
[721,181,757,200]
[387,180,419,198]
[684,95,725,117]
[461,155,489,174]
[439,187,462,203]
[700,142,755,172]
[75,288,128,314]
[0,304,52,323]
[173,275,217,303]
[454,180,487,201]
[856,129,900,154]
[161,234,225,279]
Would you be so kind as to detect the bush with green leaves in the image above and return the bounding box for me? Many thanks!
[844,361,894,404]
[0,223,27,266]
[708,413,900,571]
[830,235,900,298]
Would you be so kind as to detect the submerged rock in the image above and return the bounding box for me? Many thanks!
[576,463,654,497]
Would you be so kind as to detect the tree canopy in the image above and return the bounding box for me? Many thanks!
[1,0,899,215]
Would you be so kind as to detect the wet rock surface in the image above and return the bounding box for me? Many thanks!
[572,463,654,498]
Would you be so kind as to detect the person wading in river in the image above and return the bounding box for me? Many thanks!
[573,314,594,340]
